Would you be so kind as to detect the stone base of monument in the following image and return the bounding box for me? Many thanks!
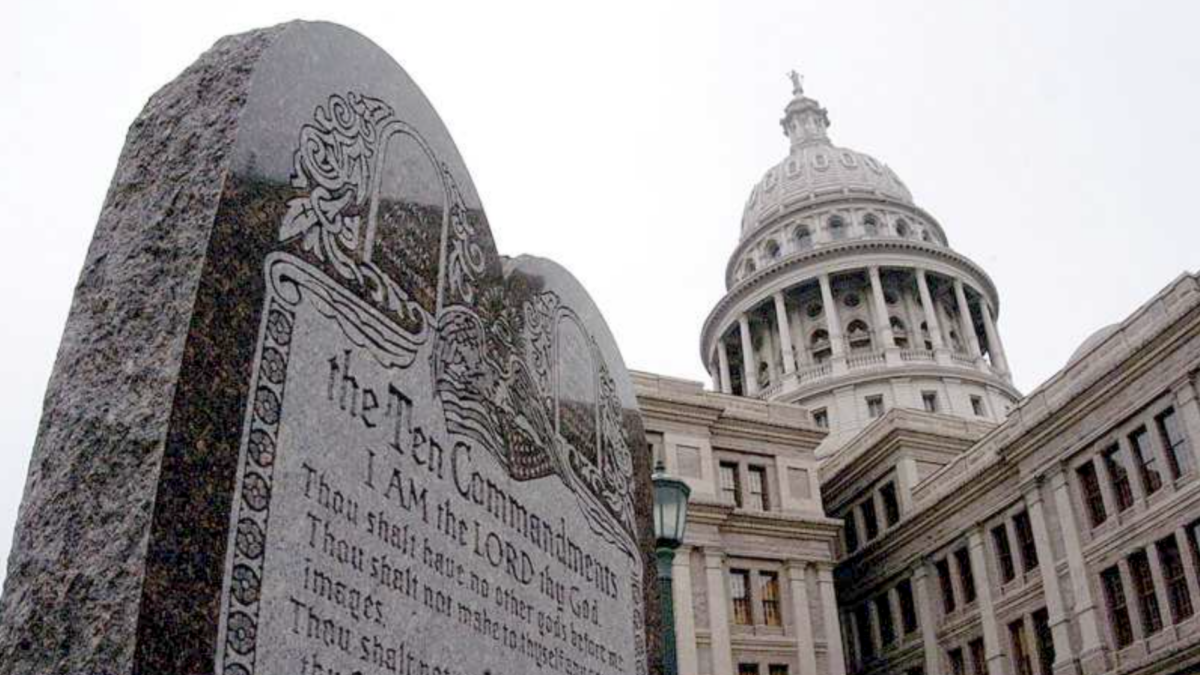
[0,21,661,675]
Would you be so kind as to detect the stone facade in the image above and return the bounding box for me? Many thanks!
[640,77,1200,675]
[635,372,842,675]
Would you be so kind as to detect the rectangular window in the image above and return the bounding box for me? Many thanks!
[747,465,769,511]
[867,395,885,419]
[1077,461,1108,527]
[720,462,742,508]
[862,499,880,541]
[923,391,939,413]
[1009,619,1034,675]
[1013,511,1039,572]
[881,482,901,526]
[993,524,1016,583]
[844,509,860,553]
[1189,522,1200,582]
[937,558,957,614]
[738,664,759,675]
[947,648,966,675]
[1157,535,1194,623]
[1032,609,1055,675]
[969,638,986,675]
[761,571,782,627]
[897,579,919,634]
[971,395,986,417]
[1129,550,1164,635]
[813,408,829,429]
[1101,565,1134,648]
[768,666,788,675]
[1156,408,1193,479]
[730,569,753,625]
[955,547,977,603]
[876,594,896,647]
[1129,427,1163,495]
[855,604,875,660]
[1103,443,1135,511]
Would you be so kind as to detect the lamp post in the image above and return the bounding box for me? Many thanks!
[653,461,691,675]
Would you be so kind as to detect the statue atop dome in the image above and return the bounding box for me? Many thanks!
[788,69,804,96]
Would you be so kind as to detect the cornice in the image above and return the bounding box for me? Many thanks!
[687,500,843,540]
[700,239,1001,364]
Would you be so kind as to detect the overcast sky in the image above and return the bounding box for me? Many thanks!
[2,0,1198,583]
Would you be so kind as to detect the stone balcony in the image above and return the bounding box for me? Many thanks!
[753,346,1007,400]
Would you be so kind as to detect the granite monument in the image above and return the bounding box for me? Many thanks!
[0,21,660,675]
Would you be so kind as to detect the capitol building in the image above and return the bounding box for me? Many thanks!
[636,78,1200,675]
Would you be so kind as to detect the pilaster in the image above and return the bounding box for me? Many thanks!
[705,550,734,675]
[968,527,1005,675]
[1048,470,1108,674]
[1024,477,1077,674]
[912,561,942,675]
[817,565,848,675]
[788,562,819,675]
[672,546,700,675]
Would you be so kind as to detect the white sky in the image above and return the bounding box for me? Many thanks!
[2,0,1198,584]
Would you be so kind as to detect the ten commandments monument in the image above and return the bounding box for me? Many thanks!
[0,21,661,675]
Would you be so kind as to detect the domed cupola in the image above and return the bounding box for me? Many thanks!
[702,74,1021,455]
[741,75,917,242]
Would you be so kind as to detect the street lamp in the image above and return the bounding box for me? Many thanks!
[653,461,691,675]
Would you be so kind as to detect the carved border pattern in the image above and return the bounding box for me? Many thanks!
[219,298,294,675]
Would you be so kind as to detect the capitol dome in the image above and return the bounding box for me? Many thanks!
[702,75,1021,455]
[741,85,914,239]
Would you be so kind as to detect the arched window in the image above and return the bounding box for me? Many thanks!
[795,225,813,250]
[828,215,847,241]
[847,319,872,353]
[764,239,781,260]
[810,329,831,364]
[862,214,880,236]
[921,230,933,243]
[890,316,909,348]
[742,259,757,277]
[895,218,910,238]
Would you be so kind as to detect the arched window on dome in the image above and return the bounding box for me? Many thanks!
[795,225,813,250]
[862,214,880,237]
[919,321,933,351]
[895,218,911,239]
[847,319,872,353]
[742,259,757,279]
[921,230,933,243]
[890,316,909,348]
[828,215,847,241]
[810,329,831,364]
[764,239,781,260]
